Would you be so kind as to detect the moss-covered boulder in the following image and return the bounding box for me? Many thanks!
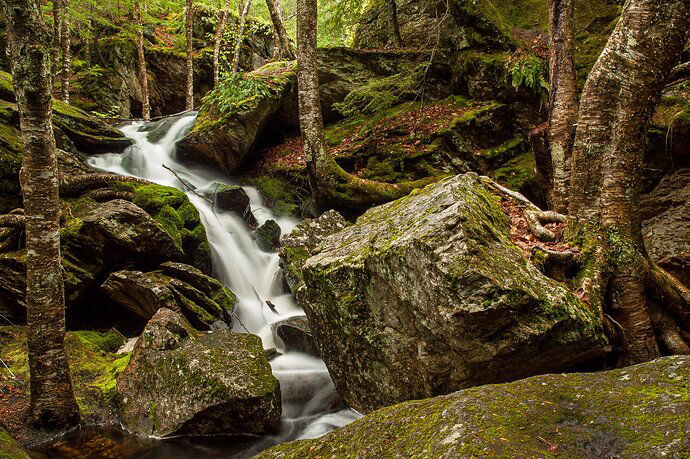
[293,173,607,413]
[0,427,29,459]
[210,183,258,227]
[177,61,298,174]
[255,219,281,252]
[279,210,350,293]
[257,355,690,458]
[0,326,130,426]
[117,308,281,438]
[100,263,236,330]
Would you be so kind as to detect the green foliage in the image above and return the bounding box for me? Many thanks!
[509,55,549,99]
[202,72,274,119]
[333,63,430,118]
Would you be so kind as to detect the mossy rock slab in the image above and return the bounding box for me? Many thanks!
[257,356,690,458]
[0,427,29,459]
[117,309,281,437]
[100,263,236,330]
[0,326,130,423]
[297,173,607,413]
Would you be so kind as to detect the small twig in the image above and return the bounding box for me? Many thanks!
[231,312,251,333]
[0,356,18,381]
[162,164,212,204]
[265,300,279,314]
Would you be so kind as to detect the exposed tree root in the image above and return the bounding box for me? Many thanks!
[649,304,690,355]
[88,190,135,202]
[0,214,25,228]
[60,173,150,197]
[524,210,566,242]
[530,246,580,280]
[646,263,690,330]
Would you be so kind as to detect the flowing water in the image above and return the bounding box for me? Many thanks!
[66,114,359,457]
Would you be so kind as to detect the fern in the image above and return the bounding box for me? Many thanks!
[509,56,549,99]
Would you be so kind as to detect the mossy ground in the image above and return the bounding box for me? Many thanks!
[0,326,130,421]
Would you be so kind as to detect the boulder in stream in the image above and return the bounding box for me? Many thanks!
[256,219,281,252]
[274,316,319,357]
[117,308,281,438]
[100,263,236,330]
[211,183,258,227]
[257,355,690,458]
[290,173,608,413]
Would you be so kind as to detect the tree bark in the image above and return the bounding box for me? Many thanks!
[231,0,253,73]
[387,0,404,48]
[4,0,80,428]
[185,0,195,110]
[60,0,70,103]
[568,0,690,365]
[546,0,578,213]
[213,0,231,86]
[134,0,150,120]
[266,0,295,59]
[52,0,62,87]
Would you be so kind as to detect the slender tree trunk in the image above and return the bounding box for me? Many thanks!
[4,0,80,429]
[134,0,150,120]
[231,0,252,73]
[213,0,231,86]
[52,0,62,87]
[387,0,404,48]
[185,0,194,110]
[266,0,295,59]
[297,0,329,208]
[60,0,70,103]
[545,0,578,213]
[568,0,690,365]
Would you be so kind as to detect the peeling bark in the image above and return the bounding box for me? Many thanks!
[546,0,578,213]
[568,0,690,365]
[185,0,195,110]
[266,0,294,59]
[134,0,150,120]
[52,0,62,86]
[4,0,80,428]
[231,0,253,73]
[213,0,231,86]
[60,0,71,103]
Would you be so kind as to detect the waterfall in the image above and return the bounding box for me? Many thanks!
[88,114,359,456]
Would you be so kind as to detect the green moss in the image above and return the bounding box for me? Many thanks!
[0,427,29,459]
[0,326,131,418]
[254,176,301,217]
[489,151,536,193]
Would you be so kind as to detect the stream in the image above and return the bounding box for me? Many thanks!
[41,114,359,457]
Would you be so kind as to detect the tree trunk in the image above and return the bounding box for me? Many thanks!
[60,0,71,103]
[4,0,80,429]
[545,0,578,213]
[213,0,231,86]
[387,0,404,48]
[568,0,690,365]
[52,0,62,87]
[134,0,150,120]
[185,0,194,110]
[266,0,295,59]
[231,0,252,73]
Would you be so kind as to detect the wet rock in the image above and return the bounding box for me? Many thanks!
[274,316,319,357]
[297,174,608,413]
[100,264,236,330]
[257,356,690,458]
[211,184,258,227]
[256,220,281,252]
[117,309,281,438]
[642,168,690,287]
[279,210,350,293]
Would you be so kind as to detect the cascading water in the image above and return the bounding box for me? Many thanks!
[87,114,359,457]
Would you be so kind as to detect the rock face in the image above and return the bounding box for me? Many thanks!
[274,316,319,357]
[257,356,690,458]
[101,263,236,330]
[292,174,607,413]
[279,210,350,293]
[642,168,690,288]
[117,308,281,438]
[256,219,281,252]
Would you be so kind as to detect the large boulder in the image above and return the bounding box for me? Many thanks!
[292,174,608,413]
[100,263,236,330]
[255,219,281,252]
[642,168,690,287]
[210,183,258,227]
[279,210,350,293]
[273,316,319,357]
[257,356,690,458]
[117,308,281,437]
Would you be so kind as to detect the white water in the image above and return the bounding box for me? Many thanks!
[88,114,359,455]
